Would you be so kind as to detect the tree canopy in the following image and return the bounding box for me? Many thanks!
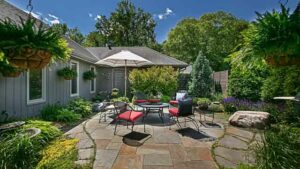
[51,23,85,45]
[163,11,249,71]
[94,0,156,47]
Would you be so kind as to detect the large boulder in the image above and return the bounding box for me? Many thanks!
[229,111,270,129]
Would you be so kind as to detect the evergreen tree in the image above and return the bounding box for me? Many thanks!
[189,52,213,97]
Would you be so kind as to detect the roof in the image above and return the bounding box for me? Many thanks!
[87,47,188,67]
[180,65,192,74]
[0,0,98,64]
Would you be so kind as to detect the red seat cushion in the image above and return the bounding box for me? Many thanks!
[148,99,160,103]
[169,100,178,105]
[117,111,143,122]
[135,100,147,103]
[169,108,179,117]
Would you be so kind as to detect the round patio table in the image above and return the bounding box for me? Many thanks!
[139,103,169,125]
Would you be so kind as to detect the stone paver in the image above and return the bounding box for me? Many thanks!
[185,147,213,161]
[219,135,248,149]
[226,127,254,140]
[144,154,173,166]
[94,150,119,169]
[214,147,255,165]
[174,161,217,169]
[112,155,143,169]
[78,148,94,160]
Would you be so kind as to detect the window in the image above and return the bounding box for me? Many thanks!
[90,66,96,93]
[27,68,46,104]
[70,60,79,97]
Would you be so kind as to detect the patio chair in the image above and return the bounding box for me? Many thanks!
[113,101,145,135]
[168,98,200,132]
[133,91,148,109]
[169,90,187,106]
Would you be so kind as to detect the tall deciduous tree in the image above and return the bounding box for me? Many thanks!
[163,11,248,71]
[51,23,85,45]
[95,0,156,46]
[84,31,106,47]
[189,52,213,97]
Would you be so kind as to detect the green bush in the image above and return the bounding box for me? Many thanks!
[196,98,211,110]
[160,95,171,103]
[0,120,62,169]
[255,125,300,169]
[189,52,213,97]
[36,138,79,169]
[208,103,224,112]
[68,98,92,117]
[56,109,81,123]
[41,104,64,121]
[111,97,130,103]
[129,66,178,96]
[261,66,300,101]
[210,93,224,102]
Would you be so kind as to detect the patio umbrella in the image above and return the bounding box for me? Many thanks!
[96,50,152,97]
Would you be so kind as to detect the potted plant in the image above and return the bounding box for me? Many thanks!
[0,59,24,78]
[249,3,300,66]
[83,70,96,80]
[57,67,77,80]
[0,17,72,69]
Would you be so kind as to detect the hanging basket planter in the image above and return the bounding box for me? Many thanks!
[265,56,300,67]
[0,60,24,78]
[57,67,77,80]
[83,70,97,80]
[0,17,72,70]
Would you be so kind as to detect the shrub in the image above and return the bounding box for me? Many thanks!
[197,98,211,110]
[56,109,81,123]
[111,97,130,103]
[36,138,79,169]
[160,95,171,103]
[210,93,224,102]
[41,104,64,121]
[189,52,213,97]
[129,66,178,96]
[68,98,92,117]
[111,88,119,98]
[208,103,224,112]
[255,125,300,169]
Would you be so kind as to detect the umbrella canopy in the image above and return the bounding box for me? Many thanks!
[96,50,152,97]
[96,50,152,67]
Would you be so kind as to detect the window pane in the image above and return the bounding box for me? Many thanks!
[29,69,43,100]
[71,63,78,94]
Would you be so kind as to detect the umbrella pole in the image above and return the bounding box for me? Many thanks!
[125,60,127,97]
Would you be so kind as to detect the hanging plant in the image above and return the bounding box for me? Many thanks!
[83,70,97,80]
[57,67,77,80]
[249,3,300,66]
[0,17,72,69]
[0,57,24,78]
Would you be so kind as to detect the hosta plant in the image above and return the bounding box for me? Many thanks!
[0,17,72,69]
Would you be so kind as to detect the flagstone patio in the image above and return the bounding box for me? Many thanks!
[65,109,259,169]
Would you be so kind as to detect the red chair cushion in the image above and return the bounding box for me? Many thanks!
[117,111,143,122]
[169,108,179,117]
[169,100,178,105]
[148,99,160,103]
[135,100,147,103]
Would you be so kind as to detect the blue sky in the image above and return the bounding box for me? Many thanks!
[7,0,299,43]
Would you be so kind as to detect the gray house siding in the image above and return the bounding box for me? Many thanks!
[0,58,98,119]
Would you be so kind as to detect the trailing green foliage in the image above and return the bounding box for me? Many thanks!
[68,98,92,117]
[129,66,178,96]
[0,59,24,76]
[0,17,71,63]
[255,125,300,169]
[189,52,213,97]
[83,70,97,80]
[36,138,79,169]
[57,67,77,80]
[111,97,130,103]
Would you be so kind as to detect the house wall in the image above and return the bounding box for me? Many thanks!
[0,58,97,120]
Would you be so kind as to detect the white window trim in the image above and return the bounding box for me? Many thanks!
[70,60,79,97]
[27,68,46,105]
[90,66,96,93]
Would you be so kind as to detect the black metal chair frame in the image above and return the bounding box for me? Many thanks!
[113,101,146,135]
[169,99,200,132]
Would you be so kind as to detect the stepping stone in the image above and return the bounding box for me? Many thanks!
[169,144,189,164]
[106,142,122,150]
[78,148,93,160]
[201,128,224,139]
[64,124,84,135]
[91,129,114,140]
[95,139,110,149]
[214,147,255,165]
[77,138,94,149]
[137,144,169,155]
[174,161,217,169]
[181,137,212,148]
[143,166,173,169]
[219,135,248,150]
[112,155,142,169]
[94,150,119,169]
[153,130,181,144]
[185,147,213,161]
[226,127,254,140]
[75,159,90,165]
[215,156,236,168]
[143,154,172,166]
